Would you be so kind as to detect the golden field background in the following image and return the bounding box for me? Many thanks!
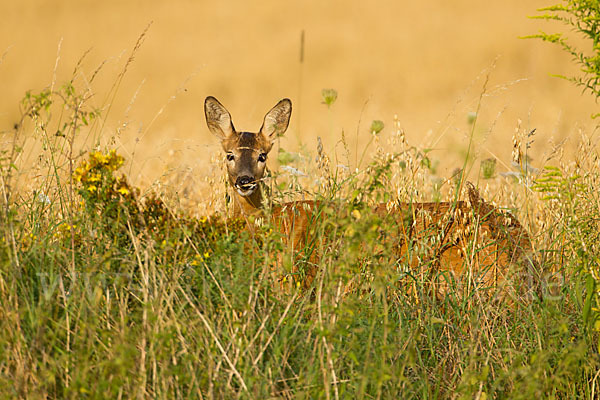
[0,0,597,206]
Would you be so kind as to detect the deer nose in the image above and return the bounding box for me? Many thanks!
[236,176,254,188]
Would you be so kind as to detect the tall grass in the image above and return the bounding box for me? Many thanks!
[0,50,599,399]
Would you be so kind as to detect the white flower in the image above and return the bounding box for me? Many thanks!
[280,165,307,177]
[37,193,51,204]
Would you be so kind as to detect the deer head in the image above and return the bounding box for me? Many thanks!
[204,96,292,214]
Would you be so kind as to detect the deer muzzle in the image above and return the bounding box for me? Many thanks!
[234,175,257,197]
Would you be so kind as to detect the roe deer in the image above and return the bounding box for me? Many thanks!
[204,96,537,295]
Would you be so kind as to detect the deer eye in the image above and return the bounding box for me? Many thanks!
[226,153,235,162]
[258,153,267,163]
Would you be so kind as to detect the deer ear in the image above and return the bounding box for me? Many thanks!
[260,98,292,140]
[204,96,235,140]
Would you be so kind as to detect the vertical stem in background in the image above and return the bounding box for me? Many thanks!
[58,275,71,390]
[65,106,79,392]
[68,104,80,282]
[455,65,492,203]
[296,30,305,141]
[129,223,149,398]
[66,49,92,280]
[1,121,23,271]
[316,272,339,400]
[98,22,152,139]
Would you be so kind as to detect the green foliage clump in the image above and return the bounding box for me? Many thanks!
[534,166,600,334]
[70,149,246,264]
[480,158,497,179]
[527,1,600,116]
[72,150,138,240]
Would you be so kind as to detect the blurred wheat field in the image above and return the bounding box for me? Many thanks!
[0,0,597,207]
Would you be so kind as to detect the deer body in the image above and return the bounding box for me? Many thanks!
[204,96,536,293]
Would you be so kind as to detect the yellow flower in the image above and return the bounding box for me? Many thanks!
[191,253,205,266]
[107,151,124,168]
[90,151,107,164]
[87,173,101,183]
[117,186,130,196]
[87,185,97,193]
[73,166,87,182]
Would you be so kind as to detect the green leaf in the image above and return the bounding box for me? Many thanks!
[583,275,595,325]
[467,111,477,124]
[370,120,384,134]
[277,148,298,165]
